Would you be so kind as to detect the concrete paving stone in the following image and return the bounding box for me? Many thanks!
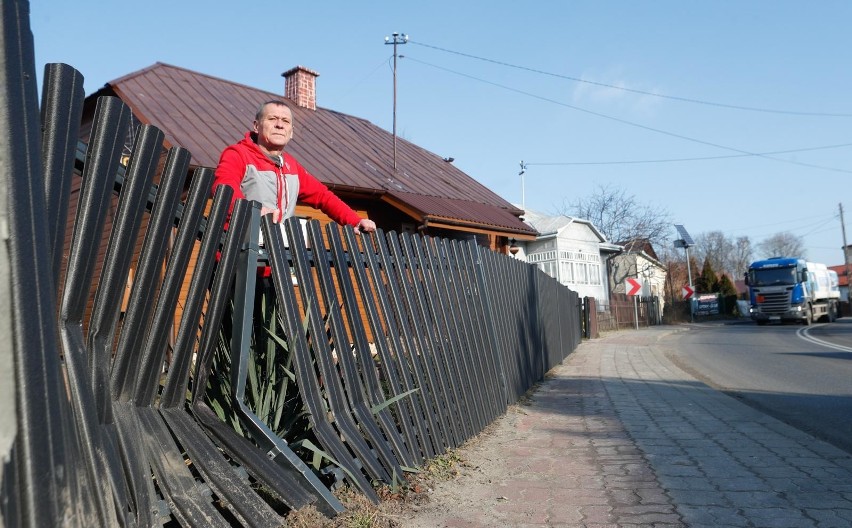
[769,446,824,458]
[762,476,824,493]
[607,488,641,506]
[671,438,722,450]
[804,507,852,526]
[786,492,852,509]
[733,453,790,468]
[641,445,687,457]
[786,456,844,469]
[738,508,813,528]
[721,490,789,508]
[676,504,750,527]
[603,474,660,487]
[635,487,674,505]
[556,488,610,500]
[657,475,718,491]
[576,504,615,524]
[666,488,729,506]
[696,463,753,479]
[612,504,678,516]
[807,442,852,460]
[616,512,683,526]
[711,476,770,492]
[399,328,852,528]
[653,463,704,478]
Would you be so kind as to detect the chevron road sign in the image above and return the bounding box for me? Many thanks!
[626,277,643,296]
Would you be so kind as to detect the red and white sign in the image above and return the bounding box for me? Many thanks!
[626,277,643,296]
[682,285,694,300]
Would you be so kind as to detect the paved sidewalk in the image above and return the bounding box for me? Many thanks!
[399,326,852,528]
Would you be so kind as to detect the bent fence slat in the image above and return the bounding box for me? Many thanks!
[327,224,417,469]
[307,221,405,482]
[3,5,589,524]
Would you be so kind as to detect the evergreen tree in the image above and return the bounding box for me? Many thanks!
[718,274,737,297]
[695,257,719,293]
[718,274,739,316]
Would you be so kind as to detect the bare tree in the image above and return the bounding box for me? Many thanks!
[732,236,753,278]
[756,232,806,259]
[694,231,735,278]
[559,184,672,246]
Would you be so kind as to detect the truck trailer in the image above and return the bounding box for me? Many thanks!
[745,257,840,325]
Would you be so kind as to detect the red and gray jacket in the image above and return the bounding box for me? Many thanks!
[212,132,362,227]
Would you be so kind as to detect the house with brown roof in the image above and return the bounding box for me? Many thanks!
[80,62,537,249]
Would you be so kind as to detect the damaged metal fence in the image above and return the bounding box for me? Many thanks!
[1,2,583,525]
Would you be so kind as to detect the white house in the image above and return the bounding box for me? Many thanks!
[513,210,621,304]
[610,238,667,311]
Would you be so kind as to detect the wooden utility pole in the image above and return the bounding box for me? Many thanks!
[384,32,408,172]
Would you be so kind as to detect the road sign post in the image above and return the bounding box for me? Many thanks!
[626,277,643,329]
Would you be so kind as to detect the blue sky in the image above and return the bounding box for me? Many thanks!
[31,1,852,267]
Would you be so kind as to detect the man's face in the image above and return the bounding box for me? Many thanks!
[254,104,294,151]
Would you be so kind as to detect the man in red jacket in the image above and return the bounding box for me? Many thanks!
[213,100,376,233]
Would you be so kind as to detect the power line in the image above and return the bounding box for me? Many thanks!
[404,55,852,174]
[526,143,852,166]
[409,40,852,118]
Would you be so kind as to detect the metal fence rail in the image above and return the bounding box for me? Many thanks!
[1,2,585,524]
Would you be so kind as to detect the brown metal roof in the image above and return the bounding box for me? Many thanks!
[96,62,535,236]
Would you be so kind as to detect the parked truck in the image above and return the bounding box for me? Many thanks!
[744,257,840,325]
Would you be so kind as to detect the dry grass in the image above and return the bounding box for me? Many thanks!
[285,449,467,528]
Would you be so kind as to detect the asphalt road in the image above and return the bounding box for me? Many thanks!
[664,318,852,455]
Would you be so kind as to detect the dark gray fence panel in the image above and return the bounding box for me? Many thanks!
[2,3,80,525]
[191,202,338,517]
[265,217,380,503]
[409,235,472,443]
[460,241,505,422]
[339,227,424,466]
[327,225,417,469]
[361,233,436,460]
[438,239,490,431]
[287,220,392,486]
[58,95,134,526]
[5,3,588,520]
[41,63,85,288]
[308,221,406,482]
[386,232,454,450]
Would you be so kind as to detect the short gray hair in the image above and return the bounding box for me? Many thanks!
[255,100,291,121]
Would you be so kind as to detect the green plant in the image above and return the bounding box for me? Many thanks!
[206,280,313,443]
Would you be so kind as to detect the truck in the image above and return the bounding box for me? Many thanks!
[744,257,840,325]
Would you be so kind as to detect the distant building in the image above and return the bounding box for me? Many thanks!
[611,238,668,312]
[828,262,850,303]
[512,210,620,304]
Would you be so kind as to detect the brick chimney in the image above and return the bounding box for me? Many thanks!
[282,65,319,110]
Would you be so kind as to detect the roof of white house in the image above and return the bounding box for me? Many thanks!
[520,208,621,253]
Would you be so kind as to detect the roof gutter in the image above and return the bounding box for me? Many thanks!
[325,183,388,197]
[420,215,538,240]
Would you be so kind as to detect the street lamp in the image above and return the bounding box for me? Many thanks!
[674,224,695,323]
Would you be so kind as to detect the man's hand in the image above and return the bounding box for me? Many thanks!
[354,218,376,233]
[260,207,282,223]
